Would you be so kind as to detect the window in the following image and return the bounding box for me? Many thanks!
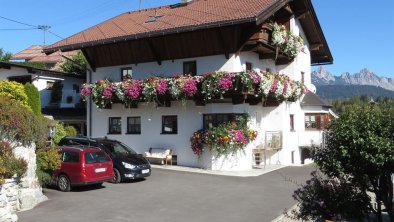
[108,117,122,134]
[121,67,132,80]
[290,114,294,131]
[46,81,55,90]
[127,117,141,134]
[162,116,178,134]
[301,71,305,84]
[62,151,79,163]
[246,62,252,71]
[203,113,241,129]
[305,113,328,130]
[183,61,197,76]
[73,84,80,93]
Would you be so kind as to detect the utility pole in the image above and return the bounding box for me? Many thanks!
[38,25,51,45]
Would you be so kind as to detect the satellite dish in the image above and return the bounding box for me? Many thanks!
[308,84,317,93]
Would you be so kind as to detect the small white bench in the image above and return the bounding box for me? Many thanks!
[144,148,173,166]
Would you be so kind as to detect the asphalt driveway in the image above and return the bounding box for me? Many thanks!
[18,165,314,222]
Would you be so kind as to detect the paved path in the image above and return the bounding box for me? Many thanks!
[18,165,314,222]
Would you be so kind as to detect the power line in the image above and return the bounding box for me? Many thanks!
[0,15,38,28]
[0,28,39,31]
[48,30,64,39]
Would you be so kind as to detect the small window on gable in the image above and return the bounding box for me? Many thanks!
[246,62,252,71]
[121,67,132,81]
[108,117,122,134]
[183,61,197,76]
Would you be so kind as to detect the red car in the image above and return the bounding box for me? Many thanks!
[53,146,114,192]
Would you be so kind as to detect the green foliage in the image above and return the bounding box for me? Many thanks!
[64,125,77,137]
[330,95,394,114]
[52,122,67,145]
[0,141,28,179]
[50,81,63,103]
[287,171,369,221]
[0,80,30,110]
[0,48,12,62]
[58,51,87,75]
[36,148,61,187]
[24,83,41,115]
[312,103,394,220]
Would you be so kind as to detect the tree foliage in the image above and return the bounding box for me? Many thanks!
[0,80,30,110]
[50,81,63,103]
[24,82,41,115]
[57,51,87,75]
[0,48,12,62]
[313,103,394,221]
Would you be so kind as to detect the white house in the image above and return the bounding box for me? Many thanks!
[45,0,333,170]
[0,62,86,134]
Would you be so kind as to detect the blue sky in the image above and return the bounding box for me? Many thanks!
[0,0,393,77]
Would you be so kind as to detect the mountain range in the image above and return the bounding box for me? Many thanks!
[311,67,394,99]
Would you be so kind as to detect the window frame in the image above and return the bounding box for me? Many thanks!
[161,115,178,134]
[127,116,141,134]
[305,113,328,130]
[183,61,197,76]
[203,113,242,129]
[121,67,133,81]
[108,117,122,135]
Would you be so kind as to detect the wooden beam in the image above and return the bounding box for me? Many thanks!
[296,11,310,20]
[259,53,275,60]
[218,28,230,59]
[82,49,96,72]
[147,39,162,65]
[284,5,293,14]
[310,43,323,51]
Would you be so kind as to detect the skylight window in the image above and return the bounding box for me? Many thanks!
[146,9,164,23]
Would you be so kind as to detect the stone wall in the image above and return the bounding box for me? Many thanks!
[0,143,48,222]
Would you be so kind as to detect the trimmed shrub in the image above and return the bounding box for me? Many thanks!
[24,82,41,115]
[36,148,61,187]
[0,141,28,178]
[52,122,66,145]
[64,125,77,137]
[0,80,30,110]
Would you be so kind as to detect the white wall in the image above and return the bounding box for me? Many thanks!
[0,66,84,108]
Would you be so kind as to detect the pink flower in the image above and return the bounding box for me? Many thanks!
[218,77,233,90]
[271,79,278,93]
[80,86,92,97]
[102,85,113,99]
[156,79,168,95]
[183,79,198,96]
[125,80,142,100]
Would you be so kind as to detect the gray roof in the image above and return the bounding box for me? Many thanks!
[301,92,332,108]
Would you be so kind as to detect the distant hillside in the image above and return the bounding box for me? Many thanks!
[316,85,394,100]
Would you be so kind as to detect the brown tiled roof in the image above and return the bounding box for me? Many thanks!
[45,0,285,53]
[12,45,78,63]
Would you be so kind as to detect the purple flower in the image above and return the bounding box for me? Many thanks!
[125,80,142,100]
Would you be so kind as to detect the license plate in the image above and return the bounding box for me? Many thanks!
[95,168,106,173]
[142,169,150,174]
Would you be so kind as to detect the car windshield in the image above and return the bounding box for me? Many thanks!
[102,141,137,156]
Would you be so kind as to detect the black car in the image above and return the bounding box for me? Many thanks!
[58,137,151,183]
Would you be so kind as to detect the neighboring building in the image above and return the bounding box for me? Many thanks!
[0,62,86,135]
[11,45,78,69]
[45,0,333,170]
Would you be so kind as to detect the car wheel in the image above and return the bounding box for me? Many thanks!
[57,175,71,192]
[111,168,122,184]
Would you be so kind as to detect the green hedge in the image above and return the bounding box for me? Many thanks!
[24,82,41,115]
[0,80,30,110]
